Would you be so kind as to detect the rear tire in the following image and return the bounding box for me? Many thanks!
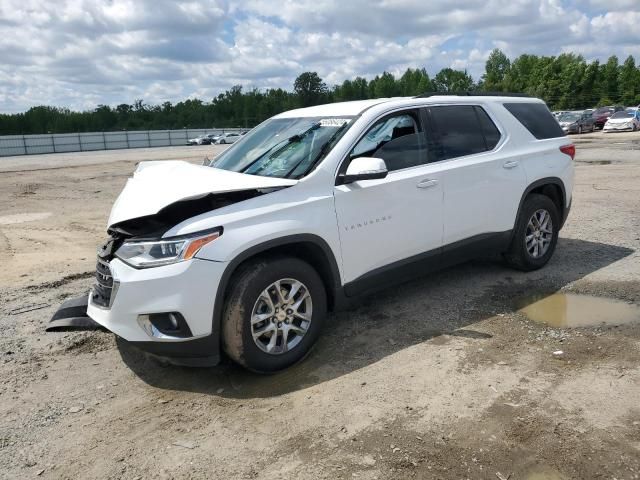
[222,256,327,373]
[504,194,560,271]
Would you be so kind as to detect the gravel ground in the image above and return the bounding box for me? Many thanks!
[1,133,640,479]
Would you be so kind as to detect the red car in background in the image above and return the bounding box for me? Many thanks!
[592,106,625,129]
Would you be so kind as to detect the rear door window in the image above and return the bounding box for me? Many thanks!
[428,105,500,160]
[503,102,565,139]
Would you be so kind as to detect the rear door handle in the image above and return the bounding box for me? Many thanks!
[503,160,519,169]
[417,178,439,189]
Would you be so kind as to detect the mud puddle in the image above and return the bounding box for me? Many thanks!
[520,293,640,328]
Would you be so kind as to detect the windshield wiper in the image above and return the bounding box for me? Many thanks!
[240,122,320,174]
[286,122,350,179]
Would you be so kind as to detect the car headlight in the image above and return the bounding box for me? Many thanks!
[115,228,222,268]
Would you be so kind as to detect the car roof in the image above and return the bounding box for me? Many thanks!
[274,95,544,118]
[274,99,394,118]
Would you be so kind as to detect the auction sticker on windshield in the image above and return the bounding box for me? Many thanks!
[320,118,350,127]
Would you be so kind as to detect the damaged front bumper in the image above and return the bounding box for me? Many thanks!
[50,257,227,366]
[46,295,104,332]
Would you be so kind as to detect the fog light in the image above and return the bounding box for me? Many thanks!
[137,312,193,340]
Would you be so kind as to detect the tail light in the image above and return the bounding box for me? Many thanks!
[560,144,575,160]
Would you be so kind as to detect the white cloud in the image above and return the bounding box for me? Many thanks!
[586,0,638,11]
[0,0,638,112]
[590,11,640,44]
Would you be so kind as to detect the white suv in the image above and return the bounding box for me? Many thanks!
[85,95,574,372]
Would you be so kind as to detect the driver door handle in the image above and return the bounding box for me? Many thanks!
[417,178,439,189]
[503,160,519,169]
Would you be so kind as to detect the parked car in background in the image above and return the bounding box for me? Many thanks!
[592,106,624,129]
[215,133,241,144]
[187,133,217,145]
[603,110,640,132]
[557,111,595,134]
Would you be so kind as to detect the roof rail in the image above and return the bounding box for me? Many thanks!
[414,91,532,99]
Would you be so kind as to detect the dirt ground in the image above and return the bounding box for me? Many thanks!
[1,132,640,479]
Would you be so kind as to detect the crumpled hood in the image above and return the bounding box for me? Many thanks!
[108,160,297,226]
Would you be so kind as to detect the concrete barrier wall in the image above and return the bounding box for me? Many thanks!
[0,128,245,157]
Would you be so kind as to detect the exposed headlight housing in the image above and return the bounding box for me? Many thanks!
[115,228,222,268]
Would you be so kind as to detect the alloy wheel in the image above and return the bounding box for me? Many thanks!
[250,278,313,355]
[525,209,553,259]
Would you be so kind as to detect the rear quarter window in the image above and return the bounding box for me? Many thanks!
[503,103,565,140]
[475,107,501,150]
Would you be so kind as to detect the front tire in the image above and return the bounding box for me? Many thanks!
[504,194,560,271]
[222,256,327,373]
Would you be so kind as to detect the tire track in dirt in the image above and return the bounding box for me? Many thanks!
[1,224,103,234]
[24,271,94,292]
[0,228,14,257]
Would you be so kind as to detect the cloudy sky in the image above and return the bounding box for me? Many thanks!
[0,0,638,113]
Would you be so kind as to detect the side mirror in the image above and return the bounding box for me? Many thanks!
[338,157,388,185]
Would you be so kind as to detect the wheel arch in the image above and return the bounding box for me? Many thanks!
[211,234,344,351]
[515,177,567,231]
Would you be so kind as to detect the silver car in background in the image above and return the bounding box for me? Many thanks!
[214,133,242,144]
[557,111,595,134]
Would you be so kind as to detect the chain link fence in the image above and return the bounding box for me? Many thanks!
[0,128,246,157]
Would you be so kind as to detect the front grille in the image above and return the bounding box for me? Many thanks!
[91,234,125,308]
[92,257,114,308]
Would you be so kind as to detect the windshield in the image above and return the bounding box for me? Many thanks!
[611,111,631,119]
[594,107,614,115]
[211,116,354,178]
[559,113,580,122]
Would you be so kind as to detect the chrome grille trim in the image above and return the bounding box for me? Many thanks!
[92,257,115,308]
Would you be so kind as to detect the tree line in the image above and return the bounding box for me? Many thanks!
[1,49,639,135]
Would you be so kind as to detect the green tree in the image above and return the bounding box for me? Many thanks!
[351,77,369,99]
[619,55,640,105]
[434,68,474,92]
[398,68,433,95]
[580,60,601,107]
[371,72,398,97]
[481,49,510,91]
[599,55,620,104]
[293,72,328,107]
